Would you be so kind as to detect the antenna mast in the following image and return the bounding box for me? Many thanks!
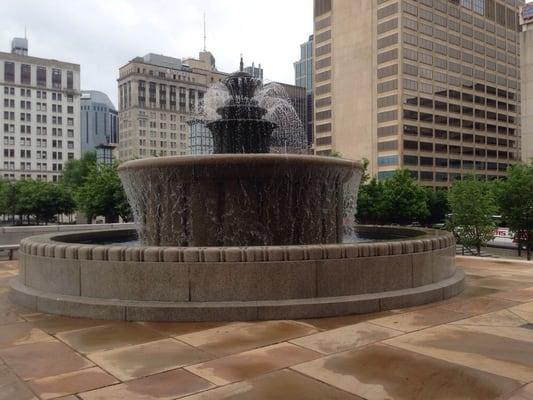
[203,12,206,51]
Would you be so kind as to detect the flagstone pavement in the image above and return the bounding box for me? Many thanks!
[1,256,533,399]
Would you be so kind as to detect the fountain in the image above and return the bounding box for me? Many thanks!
[9,60,463,321]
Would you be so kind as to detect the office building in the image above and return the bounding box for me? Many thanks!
[314,0,522,185]
[244,62,264,80]
[0,37,80,181]
[270,82,307,134]
[294,35,314,145]
[520,2,533,162]
[188,118,213,154]
[117,51,227,160]
[80,90,118,153]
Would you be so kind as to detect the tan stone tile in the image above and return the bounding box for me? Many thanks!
[506,383,533,400]
[53,396,80,400]
[290,321,402,355]
[32,316,112,335]
[452,309,529,327]
[469,278,533,291]
[385,324,533,382]
[178,320,317,357]
[0,322,54,348]
[0,340,93,380]
[293,343,521,400]
[139,321,230,337]
[56,323,164,354]
[299,310,398,331]
[509,308,533,324]
[370,307,468,333]
[510,301,533,314]
[79,368,213,400]
[28,366,118,400]
[180,369,362,400]
[88,338,211,381]
[0,365,37,400]
[490,288,533,303]
[0,305,24,325]
[185,342,319,386]
[440,296,519,315]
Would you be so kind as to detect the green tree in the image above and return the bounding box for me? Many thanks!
[424,188,450,226]
[447,176,498,256]
[62,151,97,189]
[75,162,131,223]
[381,170,429,225]
[356,178,386,224]
[495,163,533,260]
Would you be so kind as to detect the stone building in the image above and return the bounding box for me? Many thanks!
[117,51,227,160]
[294,35,314,146]
[314,0,523,185]
[0,38,80,181]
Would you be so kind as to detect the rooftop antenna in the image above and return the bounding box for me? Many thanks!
[240,54,244,72]
[203,12,206,51]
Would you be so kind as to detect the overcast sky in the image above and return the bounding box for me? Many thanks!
[0,0,312,106]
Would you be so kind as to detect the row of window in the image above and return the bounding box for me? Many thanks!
[4,62,75,89]
[377,170,504,182]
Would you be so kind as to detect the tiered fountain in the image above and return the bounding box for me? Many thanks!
[9,60,463,321]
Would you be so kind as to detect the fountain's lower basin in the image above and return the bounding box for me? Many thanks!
[9,226,463,321]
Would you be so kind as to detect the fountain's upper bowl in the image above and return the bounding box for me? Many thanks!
[118,153,363,175]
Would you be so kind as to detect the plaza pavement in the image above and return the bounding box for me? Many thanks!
[0,256,533,399]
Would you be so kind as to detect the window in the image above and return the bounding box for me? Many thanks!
[52,69,62,88]
[4,62,14,82]
[67,71,73,89]
[36,66,46,86]
[378,155,399,166]
[21,64,31,84]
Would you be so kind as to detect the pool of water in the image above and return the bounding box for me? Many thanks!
[58,228,425,247]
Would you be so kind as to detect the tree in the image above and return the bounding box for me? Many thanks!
[75,162,131,223]
[11,180,75,224]
[62,151,97,189]
[356,178,386,224]
[495,162,533,260]
[424,187,450,226]
[447,176,498,256]
[380,170,429,225]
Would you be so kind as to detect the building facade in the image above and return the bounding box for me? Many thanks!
[271,82,307,134]
[294,35,314,146]
[314,0,522,186]
[80,90,118,153]
[117,51,227,160]
[187,118,213,154]
[244,62,264,80]
[0,38,81,181]
[520,3,533,163]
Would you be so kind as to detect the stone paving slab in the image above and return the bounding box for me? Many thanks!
[1,257,533,399]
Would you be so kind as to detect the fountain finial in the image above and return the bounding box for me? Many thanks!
[239,54,244,72]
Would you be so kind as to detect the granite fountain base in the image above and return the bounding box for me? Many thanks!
[9,226,463,321]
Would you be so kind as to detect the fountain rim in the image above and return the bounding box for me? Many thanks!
[118,153,364,172]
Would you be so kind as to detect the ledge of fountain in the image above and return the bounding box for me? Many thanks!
[19,226,455,263]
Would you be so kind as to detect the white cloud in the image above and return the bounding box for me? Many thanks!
[0,0,312,105]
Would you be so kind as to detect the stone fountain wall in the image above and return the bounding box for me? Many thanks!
[9,226,463,321]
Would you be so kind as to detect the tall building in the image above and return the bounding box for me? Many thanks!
[520,2,533,163]
[269,82,307,134]
[117,51,227,160]
[0,38,80,181]
[314,0,522,186]
[80,90,118,153]
[294,35,314,145]
[187,118,213,154]
[244,62,264,80]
